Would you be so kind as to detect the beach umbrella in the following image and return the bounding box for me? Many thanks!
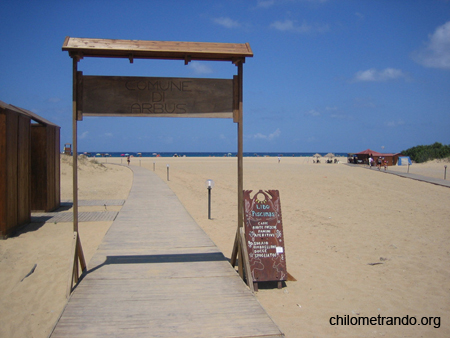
[313,153,322,158]
[121,154,125,156]
[96,153,101,156]
[325,152,335,158]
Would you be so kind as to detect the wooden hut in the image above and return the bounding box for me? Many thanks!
[11,105,61,212]
[0,101,32,238]
[354,148,401,166]
[0,101,61,238]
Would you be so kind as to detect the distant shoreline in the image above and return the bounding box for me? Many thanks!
[75,151,350,158]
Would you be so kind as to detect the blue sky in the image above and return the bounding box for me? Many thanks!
[1,0,449,154]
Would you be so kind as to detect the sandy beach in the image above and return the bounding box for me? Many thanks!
[1,155,449,337]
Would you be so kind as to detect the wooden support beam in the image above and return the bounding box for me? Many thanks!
[237,61,244,234]
[76,71,83,121]
[231,61,244,270]
[240,227,254,292]
[66,232,78,298]
[77,232,87,272]
[72,57,79,234]
[230,229,239,267]
[67,56,86,297]
[233,75,240,123]
[237,61,244,279]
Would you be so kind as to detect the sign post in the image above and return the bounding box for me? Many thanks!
[243,190,287,291]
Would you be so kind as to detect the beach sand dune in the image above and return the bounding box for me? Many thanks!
[0,155,448,337]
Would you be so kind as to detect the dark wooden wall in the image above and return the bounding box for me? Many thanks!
[31,124,61,212]
[0,108,31,238]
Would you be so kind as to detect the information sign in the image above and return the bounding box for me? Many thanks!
[79,75,234,118]
[243,190,287,283]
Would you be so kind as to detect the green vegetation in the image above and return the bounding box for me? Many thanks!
[401,142,450,163]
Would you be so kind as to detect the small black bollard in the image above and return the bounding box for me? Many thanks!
[205,179,214,219]
[208,186,212,219]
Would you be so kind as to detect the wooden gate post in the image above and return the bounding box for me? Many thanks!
[67,55,87,297]
[230,60,248,280]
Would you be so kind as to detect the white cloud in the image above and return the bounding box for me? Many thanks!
[306,109,321,116]
[355,12,364,20]
[188,62,213,74]
[213,17,240,29]
[412,21,450,70]
[104,132,113,137]
[160,136,174,144]
[330,114,353,120]
[353,97,375,108]
[48,97,60,103]
[252,128,281,141]
[80,131,88,139]
[258,0,327,8]
[353,68,407,82]
[385,120,405,128]
[271,19,300,32]
[270,19,328,34]
[257,0,275,8]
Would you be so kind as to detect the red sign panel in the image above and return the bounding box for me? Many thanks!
[243,190,287,282]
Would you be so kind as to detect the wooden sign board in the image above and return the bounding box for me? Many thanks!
[243,190,287,284]
[78,75,234,118]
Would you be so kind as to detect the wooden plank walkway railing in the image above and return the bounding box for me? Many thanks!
[50,165,283,338]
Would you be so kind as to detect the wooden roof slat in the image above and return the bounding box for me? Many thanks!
[1,101,59,127]
[62,37,253,62]
[10,105,59,127]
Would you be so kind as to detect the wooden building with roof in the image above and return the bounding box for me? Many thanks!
[353,148,402,166]
[0,101,60,238]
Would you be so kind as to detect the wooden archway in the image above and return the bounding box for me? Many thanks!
[62,37,253,294]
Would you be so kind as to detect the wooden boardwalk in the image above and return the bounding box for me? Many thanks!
[50,165,283,338]
[349,164,450,188]
[60,199,126,206]
[32,211,119,223]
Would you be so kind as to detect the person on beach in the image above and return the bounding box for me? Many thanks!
[127,156,130,166]
[377,157,382,170]
[368,156,373,168]
[384,159,388,171]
